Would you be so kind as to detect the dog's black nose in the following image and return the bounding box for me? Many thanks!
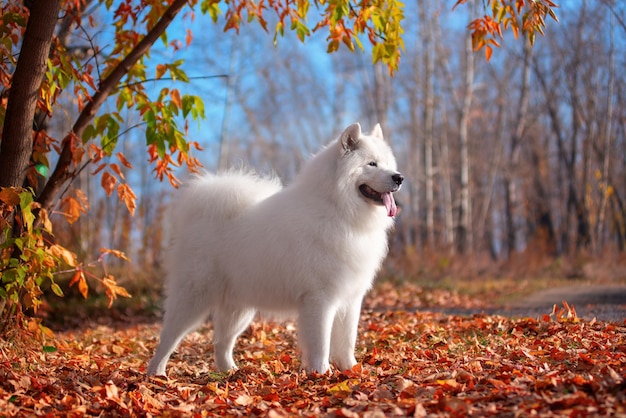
[392,173,404,186]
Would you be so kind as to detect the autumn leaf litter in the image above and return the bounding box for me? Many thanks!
[1,282,625,417]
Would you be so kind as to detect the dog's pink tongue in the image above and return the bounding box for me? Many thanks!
[382,192,398,217]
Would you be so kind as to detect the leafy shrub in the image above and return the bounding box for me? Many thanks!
[0,187,129,336]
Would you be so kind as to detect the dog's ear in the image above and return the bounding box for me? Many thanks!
[371,123,384,140]
[340,123,362,152]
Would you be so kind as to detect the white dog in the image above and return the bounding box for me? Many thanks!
[147,123,403,376]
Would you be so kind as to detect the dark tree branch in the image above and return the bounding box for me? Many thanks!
[36,0,189,214]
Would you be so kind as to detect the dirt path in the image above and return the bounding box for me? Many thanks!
[427,284,626,323]
[506,284,626,322]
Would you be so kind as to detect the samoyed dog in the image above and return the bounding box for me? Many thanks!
[147,123,403,376]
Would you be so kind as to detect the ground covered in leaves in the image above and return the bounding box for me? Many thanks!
[1,283,625,417]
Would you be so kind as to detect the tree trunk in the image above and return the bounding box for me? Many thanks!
[594,15,615,253]
[406,90,421,249]
[440,109,454,250]
[457,10,474,254]
[534,56,584,255]
[504,40,532,256]
[372,63,390,129]
[418,0,435,248]
[529,145,558,257]
[218,37,240,171]
[0,1,61,189]
[433,11,455,250]
[610,191,626,251]
[476,76,503,256]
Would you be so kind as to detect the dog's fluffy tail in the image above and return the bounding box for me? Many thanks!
[175,171,282,224]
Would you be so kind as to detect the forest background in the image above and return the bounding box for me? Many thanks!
[0,0,624,322]
[55,0,624,289]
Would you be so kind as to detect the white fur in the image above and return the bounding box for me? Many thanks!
[147,123,403,376]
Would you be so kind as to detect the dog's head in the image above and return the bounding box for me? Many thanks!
[338,123,403,217]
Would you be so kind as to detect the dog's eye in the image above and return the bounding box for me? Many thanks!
[368,161,378,167]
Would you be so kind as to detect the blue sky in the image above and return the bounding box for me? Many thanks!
[88,0,609,176]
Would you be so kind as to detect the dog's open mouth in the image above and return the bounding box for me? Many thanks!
[359,184,398,217]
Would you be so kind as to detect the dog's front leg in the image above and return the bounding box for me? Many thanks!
[297,297,336,373]
[330,298,361,370]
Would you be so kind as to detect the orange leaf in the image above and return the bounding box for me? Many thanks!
[76,92,84,113]
[100,248,130,262]
[69,271,89,299]
[68,269,81,287]
[579,352,596,364]
[59,196,84,224]
[83,72,97,91]
[156,64,167,80]
[105,380,120,401]
[117,152,133,168]
[39,207,53,232]
[234,394,254,406]
[110,163,125,181]
[436,379,462,391]
[0,187,21,206]
[75,189,90,210]
[101,171,117,196]
[117,183,137,215]
[170,89,182,109]
[92,162,107,175]
[89,143,105,163]
[78,276,88,299]
[49,244,77,267]
[102,275,131,308]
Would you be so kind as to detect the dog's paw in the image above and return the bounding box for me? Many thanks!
[333,357,357,372]
[304,360,331,375]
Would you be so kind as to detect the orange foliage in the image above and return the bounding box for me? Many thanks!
[0,285,623,416]
[455,0,559,60]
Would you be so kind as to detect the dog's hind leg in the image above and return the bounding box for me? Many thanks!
[212,308,256,371]
[147,295,211,377]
